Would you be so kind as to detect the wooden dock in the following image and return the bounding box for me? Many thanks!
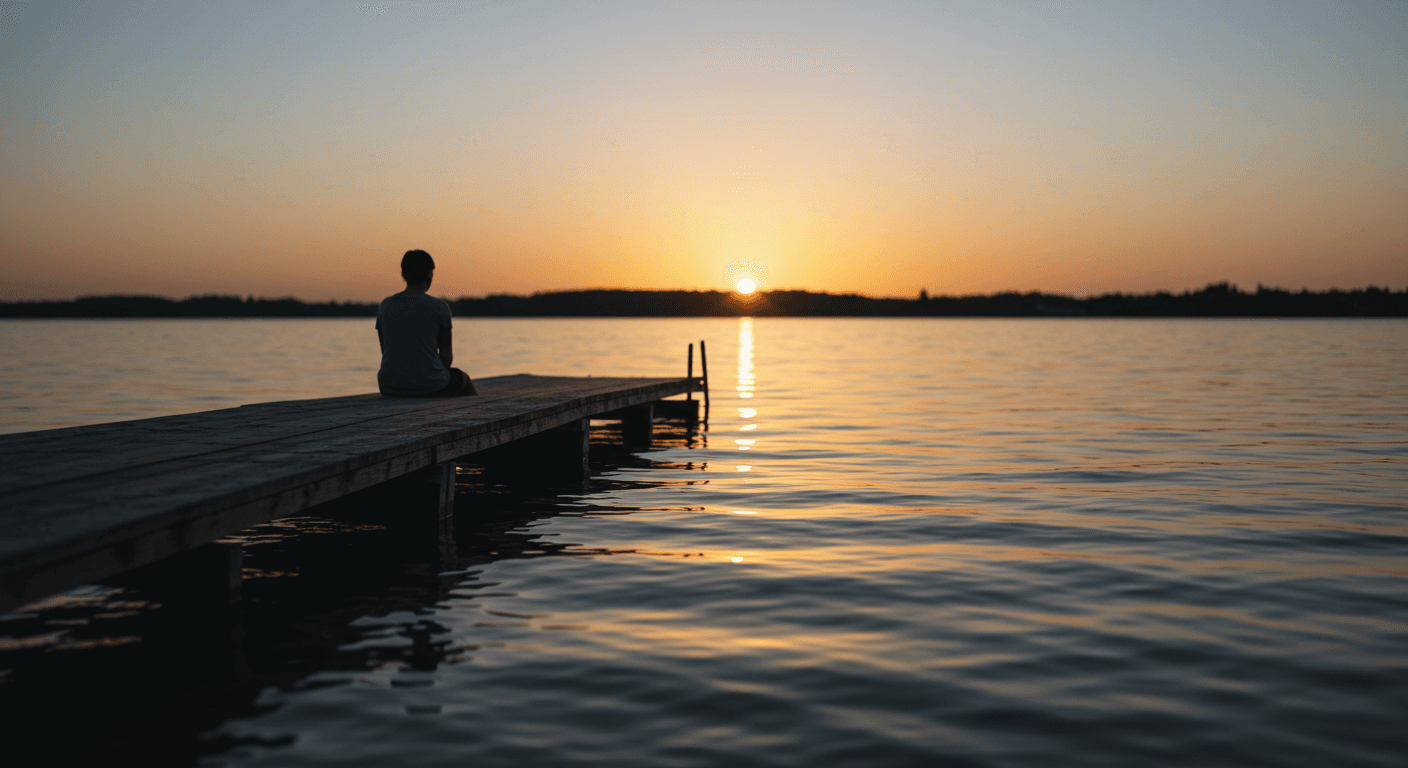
[0,374,702,612]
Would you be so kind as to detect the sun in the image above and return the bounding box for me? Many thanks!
[723,260,770,294]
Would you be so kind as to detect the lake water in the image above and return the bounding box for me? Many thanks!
[1,318,1405,767]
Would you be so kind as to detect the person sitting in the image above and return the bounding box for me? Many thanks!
[376,249,477,397]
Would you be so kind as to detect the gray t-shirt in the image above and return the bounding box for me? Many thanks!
[376,291,453,395]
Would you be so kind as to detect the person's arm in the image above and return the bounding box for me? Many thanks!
[377,327,384,353]
[437,327,453,368]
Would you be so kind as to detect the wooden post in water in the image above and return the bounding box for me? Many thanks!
[686,343,694,401]
[436,461,457,557]
[212,542,243,606]
[620,403,653,447]
[556,417,590,474]
[647,398,698,424]
[146,542,243,608]
[699,339,709,427]
[437,461,456,520]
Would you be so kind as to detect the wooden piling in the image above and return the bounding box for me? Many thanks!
[437,471,456,561]
[437,461,456,520]
[138,542,243,608]
[699,339,710,426]
[647,398,698,424]
[214,542,243,605]
[620,403,654,447]
[555,417,591,474]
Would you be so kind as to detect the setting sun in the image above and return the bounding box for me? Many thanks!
[736,279,757,295]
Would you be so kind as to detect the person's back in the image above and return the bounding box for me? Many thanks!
[377,290,453,395]
[376,249,477,397]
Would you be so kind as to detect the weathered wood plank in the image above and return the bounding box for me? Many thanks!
[1,377,689,548]
[0,375,684,496]
[0,374,658,493]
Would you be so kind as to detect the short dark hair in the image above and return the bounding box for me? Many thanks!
[401,250,435,283]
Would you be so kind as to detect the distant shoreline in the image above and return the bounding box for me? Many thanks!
[1,284,1404,318]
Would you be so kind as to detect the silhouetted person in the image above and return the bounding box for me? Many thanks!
[376,250,478,397]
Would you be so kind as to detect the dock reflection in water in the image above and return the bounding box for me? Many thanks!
[0,317,1405,767]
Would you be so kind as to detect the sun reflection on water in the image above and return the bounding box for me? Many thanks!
[736,317,755,400]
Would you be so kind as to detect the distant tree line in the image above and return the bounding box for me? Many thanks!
[0,295,375,318]
[1,283,1405,318]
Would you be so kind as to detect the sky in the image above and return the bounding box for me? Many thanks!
[1,0,1405,302]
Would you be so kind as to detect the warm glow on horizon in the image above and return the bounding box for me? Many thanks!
[736,279,757,295]
[1,3,1405,301]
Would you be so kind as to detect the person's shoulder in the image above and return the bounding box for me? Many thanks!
[377,292,406,312]
[421,294,452,314]
[380,291,448,314]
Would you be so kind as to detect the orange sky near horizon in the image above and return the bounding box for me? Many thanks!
[2,2,1405,302]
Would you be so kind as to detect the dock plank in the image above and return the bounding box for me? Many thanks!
[0,374,697,610]
[0,375,669,496]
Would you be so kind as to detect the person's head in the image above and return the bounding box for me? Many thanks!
[401,249,435,287]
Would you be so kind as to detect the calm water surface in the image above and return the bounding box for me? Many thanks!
[0,318,1405,767]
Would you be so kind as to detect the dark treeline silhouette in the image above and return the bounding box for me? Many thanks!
[0,295,375,318]
[2,283,1405,318]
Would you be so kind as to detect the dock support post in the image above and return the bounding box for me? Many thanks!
[687,343,694,401]
[699,339,709,427]
[437,461,457,520]
[620,403,653,447]
[645,398,697,426]
[143,542,242,608]
[557,417,590,474]
[207,542,243,606]
[437,461,456,556]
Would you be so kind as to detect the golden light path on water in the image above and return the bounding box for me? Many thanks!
[731,317,758,549]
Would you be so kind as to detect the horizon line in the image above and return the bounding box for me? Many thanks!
[6,282,1408,305]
